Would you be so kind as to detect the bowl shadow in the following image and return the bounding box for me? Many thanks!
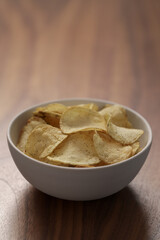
[17,185,150,240]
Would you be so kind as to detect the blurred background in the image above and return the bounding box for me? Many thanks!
[0,1,159,133]
[1,0,160,155]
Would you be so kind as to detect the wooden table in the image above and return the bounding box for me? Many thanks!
[0,0,160,239]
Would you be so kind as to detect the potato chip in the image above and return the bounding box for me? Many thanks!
[74,103,98,111]
[25,124,67,159]
[99,104,132,128]
[34,103,67,116]
[33,103,68,127]
[93,132,132,164]
[107,120,144,145]
[46,132,100,166]
[131,142,140,156]
[38,112,61,128]
[17,117,46,152]
[17,102,144,168]
[104,104,112,108]
[60,107,106,134]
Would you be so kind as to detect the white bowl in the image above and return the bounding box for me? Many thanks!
[7,99,152,201]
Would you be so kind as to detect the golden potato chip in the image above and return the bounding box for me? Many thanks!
[46,132,100,166]
[99,104,132,128]
[107,120,144,145]
[17,117,46,153]
[34,103,67,116]
[38,112,60,128]
[60,107,106,134]
[25,124,67,159]
[17,102,144,168]
[104,104,112,108]
[33,103,68,127]
[74,103,98,111]
[131,142,140,156]
[93,132,132,164]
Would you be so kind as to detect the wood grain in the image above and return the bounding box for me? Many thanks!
[0,0,160,239]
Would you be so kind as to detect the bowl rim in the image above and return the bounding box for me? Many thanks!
[7,98,152,171]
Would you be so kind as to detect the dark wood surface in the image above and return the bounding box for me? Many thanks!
[0,0,160,239]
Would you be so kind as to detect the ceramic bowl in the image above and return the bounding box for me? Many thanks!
[7,99,152,201]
